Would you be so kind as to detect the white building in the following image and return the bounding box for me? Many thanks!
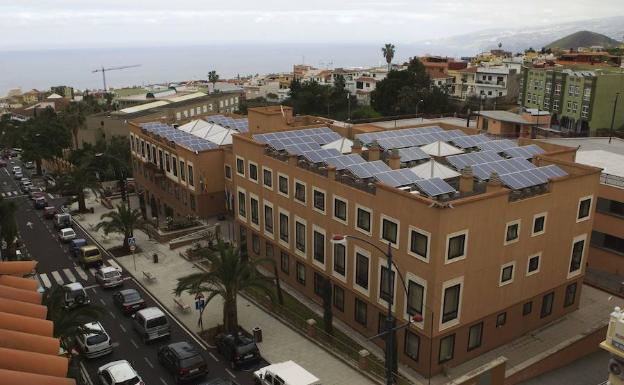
[475,67,510,98]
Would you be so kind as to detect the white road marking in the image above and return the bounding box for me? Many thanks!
[79,361,94,385]
[51,271,64,285]
[209,352,219,362]
[1,193,4,197]
[74,265,88,280]
[99,298,106,305]
[111,342,120,348]
[63,268,76,282]
[88,267,97,276]
[159,378,169,385]
[39,273,52,288]
[107,259,122,271]
[119,324,126,333]
[108,311,116,319]
[144,357,154,368]
[225,368,236,378]
[130,339,139,348]
[48,193,54,199]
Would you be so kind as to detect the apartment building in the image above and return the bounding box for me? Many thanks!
[475,67,513,98]
[519,67,624,136]
[226,121,600,377]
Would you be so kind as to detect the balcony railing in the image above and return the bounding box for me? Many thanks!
[601,173,624,188]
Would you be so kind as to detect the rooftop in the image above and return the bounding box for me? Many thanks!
[478,110,530,125]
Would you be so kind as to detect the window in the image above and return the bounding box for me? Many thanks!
[500,262,515,286]
[265,243,274,257]
[333,243,346,277]
[295,220,306,254]
[355,251,370,290]
[249,162,258,182]
[314,273,325,296]
[354,298,367,326]
[379,265,395,303]
[250,196,259,226]
[239,226,247,244]
[409,227,429,261]
[263,167,273,189]
[278,174,289,196]
[172,156,178,176]
[569,235,586,276]
[333,196,347,223]
[294,181,306,204]
[540,292,554,318]
[296,262,305,285]
[532,213,546,236]
[381,216,399,247]
[279,211,289,244]
[313,188,325,213]
[333,285,344,311]
[496,312,506,327]
[180,160,186,181]
[577,196,592,221]
[252,233,260,254]
[591,231,624,254]
[356,206,371,234]
[446,231,468,262]
[564,282,577,307]
[189,194,196,211]
[467,323,483,351]
[236,157,245,176]
[504,220,520,244]
[264,203,273,235]
[313,229,325,264]
[439,334,455,363]
[188,165,194,186]
[280,252,289,274]
[527,254,541,275]
[442,282,461,324]
[405,331,420,361]
[596,197,624,217]
[523,301,532,316]
[224,164,231,180]
[238,190,246,219]
[407,280,424,316]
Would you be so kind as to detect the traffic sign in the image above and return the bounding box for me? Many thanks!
[129,245,136,252]
[128,237,136,246]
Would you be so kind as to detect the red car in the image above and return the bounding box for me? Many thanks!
[44,206,56,219]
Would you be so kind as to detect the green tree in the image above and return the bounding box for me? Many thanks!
[20,107,72,175]
[0,197,18,260]
[208,71,220,93]
[95,203,147,250]
[174,240,275,334]
[284,77,357,120]
[0,114,23,149]
[382,43,396,71]
[54,162,101,212]
[351,105,382,120]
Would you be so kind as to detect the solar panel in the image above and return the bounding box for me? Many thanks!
[301,148,342,163]
[498,165,567,189]
[356,126,444,145]
[283,142,322,155]
[375,169,422,187]
[254,127,340,148]
[538,164,568,179]
[446,150,505,171]
[450,134,492,149]
[141,122,218,151]
[345,160,392,179]
[502,145,546,159]
[397,147,430,162]
[414,178,456,197]
[325,154,367,170]
[472,157,536,180]
[477,139,518,152]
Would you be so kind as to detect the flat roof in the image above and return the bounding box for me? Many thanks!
[478,111,529,125]
[539,137,624,178]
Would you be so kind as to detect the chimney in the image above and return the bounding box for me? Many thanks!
[288,154,299,166]
[351,138,363,155]
[486,171,503,193]
[459,166,474,193]
[389,149,401,170]
[327,165,337,180]
[368,141,381,161]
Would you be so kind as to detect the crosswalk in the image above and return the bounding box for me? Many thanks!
[1,190,20,198]
[37,260,121,289]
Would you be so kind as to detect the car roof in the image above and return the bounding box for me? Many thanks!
[81,245,98,251]
[81,321,107,338]
[99,266,119,274]
[119,288,139,296]
[167,341,199,359]
[101,360,136,382]
[65,282,84,290]
[61,228,75,233]
[137,307,165,318]
[71,238,87,243]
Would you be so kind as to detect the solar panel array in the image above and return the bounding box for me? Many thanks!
[477,139,518,152]
[414,178,457,197]
[141,122,218,152]
[397,147,430,162]
[253,127,341,150]
[284,142,322,155]
[375,130,467,150]
[205,115,249,133]
[374,169,422,187]
[446,150,504,171]
[356,126,444,145]
[301,148,342,163]
[472,157,536,180]
[346,160,392,179]
[449,134,492,149]
[325,154,367,170]
[499,165,568,189]
[502,145,546,159]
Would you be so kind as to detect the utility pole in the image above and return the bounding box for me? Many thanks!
[610,93,620,144]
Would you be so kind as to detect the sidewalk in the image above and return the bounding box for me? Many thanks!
[73,196,376,385]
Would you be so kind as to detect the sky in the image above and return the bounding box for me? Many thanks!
[1,0,623,50]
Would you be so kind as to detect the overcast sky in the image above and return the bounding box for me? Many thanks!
[1,0,622,50]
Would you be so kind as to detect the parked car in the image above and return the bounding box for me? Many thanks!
[78,245,103,268]
[14,171,23,180]
[54,213,72,230]
[214,332,261,370]
[132,307,170,343]
[75,321,113,358]
[20,181,32,192]
[96,266,123,288]
[28,187,44,198]
[44,206,56,219]
[113,289,146,315]
[24,161,34,169]
[0,159,6,167]
[157,341,208,383]
[34,196,47,209]
[69,238,87,257]
[59,228,76,242]
[97,360,143,385]
[11,166,21,174]
[254,361,321,385]
[63,282,90,310]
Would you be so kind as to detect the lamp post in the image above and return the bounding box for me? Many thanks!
[416,99,424,121]
[610,93,620,144]
[331,234,421,385]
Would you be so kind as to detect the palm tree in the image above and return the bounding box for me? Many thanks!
[54,163,101,212]
[174,240,275,334]
[382,43,396,72]
[0,197,18,260]
[95,203,148,250]
[61,102,87,150]
[208,71,220,93]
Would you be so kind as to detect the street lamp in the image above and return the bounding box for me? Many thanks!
[331,234,420,385]
[416,99,424,121]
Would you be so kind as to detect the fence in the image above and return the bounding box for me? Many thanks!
[601,173,624,188]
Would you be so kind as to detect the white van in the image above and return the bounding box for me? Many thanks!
[254,361,321,385]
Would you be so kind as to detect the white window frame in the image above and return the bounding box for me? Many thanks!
[403,272,427,329]
[263,200,274,240]
[332,241,347,283]
[445,229,469,264]
[353,246,371,297]
[354,204,373,236]
[332,195,349,225]
[277,173,289,198]
[248,161,259,184]
[567,233,587,279]
[526,252,541,276]
[294,179,307,206]
[294,216,307,259]
[312,187,326,215]
[224,164,232,181]
[187,161,195,191]
[262,166,273,191]
[278,207,290,249]
[235,156,245,177]
[503,219,521,246]
[312,225,326,270]
[531,212,547,237]
[379,214,400,249]
[439,276,464,331]
[576,195,593,223]
[499,261,516,287]
[377,258,397,312]
[237,187,247,222]
[407,226,430,263]
[249,192,260,230]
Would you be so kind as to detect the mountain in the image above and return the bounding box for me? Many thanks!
[546,31,621,50]
[410,15,624,56]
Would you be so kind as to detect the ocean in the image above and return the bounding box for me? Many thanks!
[0,43,424,96]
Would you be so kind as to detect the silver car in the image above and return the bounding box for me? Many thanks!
[95,266,123,288]
[97,360,143,385]
[133,307,171,343]
[76,321,113,358]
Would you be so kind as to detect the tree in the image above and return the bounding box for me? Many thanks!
[0,114,23,149]
[54,162,101,212]
[20,107,72,175]
[208,71,220,93]
[382,43,396,72]
[174,240,275,334]
[284,76,357,120]
[95,203,147,250]
[321,276,333,335]
[0,197,18,260]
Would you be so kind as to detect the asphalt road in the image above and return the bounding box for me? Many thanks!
[0,157,262,385]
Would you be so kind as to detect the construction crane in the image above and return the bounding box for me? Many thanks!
[92,64,141,91]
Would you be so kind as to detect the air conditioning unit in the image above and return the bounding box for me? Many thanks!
[609,358,624,379]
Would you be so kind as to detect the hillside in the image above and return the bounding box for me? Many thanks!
[546,30,621,50]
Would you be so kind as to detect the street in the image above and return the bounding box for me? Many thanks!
[0,157,260,385]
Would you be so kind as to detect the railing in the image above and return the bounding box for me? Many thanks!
[601,173,624,188]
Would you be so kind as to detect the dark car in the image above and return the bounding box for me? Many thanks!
[113,289,146,315]
[34,196,47,209]
[69,238,88,257]
[157,341,208,383]
[214,332,261,370]
[44,206,56,219]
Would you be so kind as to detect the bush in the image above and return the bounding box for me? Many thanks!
[165,216,200,231]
